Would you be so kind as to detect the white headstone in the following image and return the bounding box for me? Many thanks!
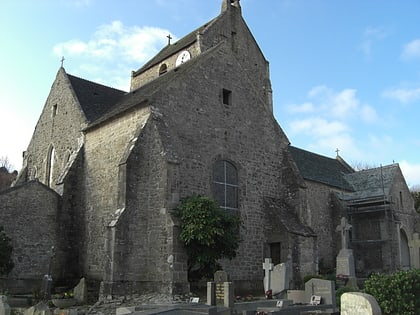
[269,262,290,295]
[0,296,10,315]
[341,292,382,315]
[262,258,274,291]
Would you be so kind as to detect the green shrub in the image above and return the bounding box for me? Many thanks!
[175,195,241,281]
[364,269,420,315]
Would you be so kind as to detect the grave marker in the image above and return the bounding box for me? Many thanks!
[336,217,356,277]
[0,296,10,315]
[304,278,336,306]
[262,258,274,292]
[408,232,420,268]
[341,292,382,315]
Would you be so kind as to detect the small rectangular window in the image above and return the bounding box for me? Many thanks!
[52,104,58,117]
[222,89,232,105]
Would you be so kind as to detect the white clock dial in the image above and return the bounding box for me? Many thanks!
[175,50,191,67]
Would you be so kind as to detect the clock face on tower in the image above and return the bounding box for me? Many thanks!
[175,50,191,67]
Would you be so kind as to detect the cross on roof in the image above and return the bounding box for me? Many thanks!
[167,34,172,45]
[335,148,340,156]
[60,56,65,68]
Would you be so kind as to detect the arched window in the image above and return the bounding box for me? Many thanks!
[213,160,238,210]
[46,145,55,187]
[159,63,168,76]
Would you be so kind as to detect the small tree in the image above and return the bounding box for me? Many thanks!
[411,186,420,213]
[0,226,14,276]
[175,195,241,281]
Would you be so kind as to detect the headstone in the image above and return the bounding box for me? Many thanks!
[223,282,234,308]
[269,262,291,295]
[73,278,87,304]
[214,270,229,305]
[304,278,336,306]
[341,292,382,315]
[207,282,216,306]
[336,217,356,277]
[408,232,420,268]
[0,296,10,315]
[262,258,274,292]
[287,290,306,304]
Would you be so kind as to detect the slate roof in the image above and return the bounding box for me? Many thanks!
[132,18,215,76]
[264,197,316,237]
[288,146,354,191]
[340,164,398,201]
[67,74,126,123]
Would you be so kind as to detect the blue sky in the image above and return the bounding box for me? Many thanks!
[1,0,419,188]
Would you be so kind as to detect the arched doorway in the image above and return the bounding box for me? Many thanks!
[400,229,411,270]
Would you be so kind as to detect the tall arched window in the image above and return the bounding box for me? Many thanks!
[46,146,55,187]
[213,160,238,210]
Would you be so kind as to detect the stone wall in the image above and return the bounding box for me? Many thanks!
[301,181,341,271]
[145,42,294,290]
[130,42,201,91]
[81,106,151,280]
[0,181,61,293]
[24,69,86,191]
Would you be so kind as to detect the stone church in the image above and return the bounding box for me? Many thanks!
[0,0,418,297]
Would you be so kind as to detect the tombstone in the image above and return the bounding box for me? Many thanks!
[214,270,229,305]
[341,292,382,315]
[269,262,291,295]
[304,278,336,306]
[0,296,10,315]
[262,258,274,293]
[336,217,356,277]
[287,290,306,304]
[223,282,234,308]
[408,232,420,268]
[206,282,216,306]
[73,278,87,304]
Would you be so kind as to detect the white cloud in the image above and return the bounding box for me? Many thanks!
[401,39,420,60]
[304,85,377,122]
[360,26,390,57]
[382,87,420,103]
[53,21,175,89]
[286,102,315,114]
[399,160,420,189]
[289,118,349,137]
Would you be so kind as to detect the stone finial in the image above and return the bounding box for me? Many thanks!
[221,0,241,13]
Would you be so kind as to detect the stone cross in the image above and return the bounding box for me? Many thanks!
[60,56,65,68]
[167,34,172,45]
[263,258,274,291]
[336,217,352,250]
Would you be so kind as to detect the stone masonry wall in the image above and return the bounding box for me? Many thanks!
[301,181,341,271]
[148,43,292,289]
[108,119,187,295]
[130,42,201,91]
[81,107,150,280]
[24,68,87,191]
[0,181,61,293]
